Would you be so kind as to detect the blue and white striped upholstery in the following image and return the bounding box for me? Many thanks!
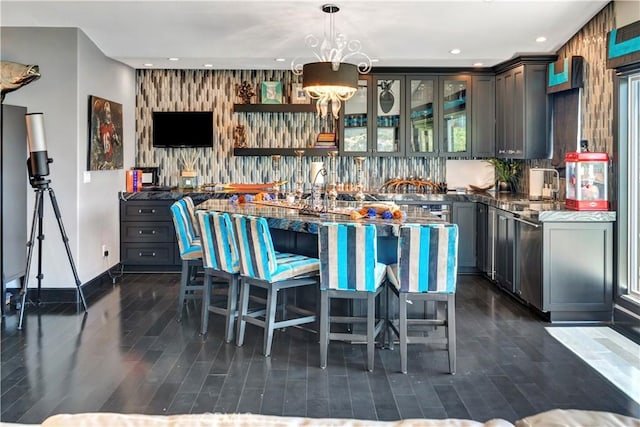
[183,196,200,238]
[319,223,387,292]
[232,214,319,282]
[387,224,458,294]
[197,211,239,274]
[170,199,202,260]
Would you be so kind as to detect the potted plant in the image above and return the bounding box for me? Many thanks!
[486,158,520,192]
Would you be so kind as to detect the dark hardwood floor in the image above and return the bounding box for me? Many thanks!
[2,273,639,424]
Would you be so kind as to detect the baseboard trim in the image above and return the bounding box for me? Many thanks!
[21,266,120,304]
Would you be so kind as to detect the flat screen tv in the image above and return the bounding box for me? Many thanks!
[152,111,213,148]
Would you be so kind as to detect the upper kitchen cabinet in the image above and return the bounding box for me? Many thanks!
[373,75,405,155]
[341,77,372,155]
[439,75,471,156]
[471,75,496,158]
[495,56,554,159]
[406,76,437,156]
[341,74,405,156]
[406,75,470,157]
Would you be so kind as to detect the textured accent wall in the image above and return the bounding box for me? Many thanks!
[135,69,445,190]
[525,2,616,197]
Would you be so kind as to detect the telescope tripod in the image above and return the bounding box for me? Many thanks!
[18,181,88,329]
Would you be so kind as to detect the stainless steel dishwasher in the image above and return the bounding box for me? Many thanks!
[515,216,543,310]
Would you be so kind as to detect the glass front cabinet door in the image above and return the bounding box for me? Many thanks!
[439,76,471,156]
[341,78,371,155]
[406,76,438,156]
[373,75,404,155]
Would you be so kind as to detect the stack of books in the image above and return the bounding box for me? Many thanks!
[313,133,337,149]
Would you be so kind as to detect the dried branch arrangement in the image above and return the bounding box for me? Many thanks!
[180,149,198,172]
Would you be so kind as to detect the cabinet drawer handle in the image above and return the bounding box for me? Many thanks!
[138,251,157,257]
[138,230,157,235]
[138,209,157,214]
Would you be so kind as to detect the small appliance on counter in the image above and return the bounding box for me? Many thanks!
[565,152,609,210]
[529,168,559,200]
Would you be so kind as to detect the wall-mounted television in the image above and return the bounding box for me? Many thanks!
[152,111,213,148]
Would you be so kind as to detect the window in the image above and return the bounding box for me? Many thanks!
[628,74,640,300]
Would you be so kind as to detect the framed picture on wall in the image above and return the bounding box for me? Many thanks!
[290,83,310,104]
[261,81,283,104]
[87,95,123,170]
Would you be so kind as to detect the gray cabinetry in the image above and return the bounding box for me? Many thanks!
[542,221,613,322]
[471,75,496,157]
[1,105,27,288]
[477,203,495,278]
[342,72,472,157]
[495,59,551,159]
[120,199,181,271]
[452,202,476,271]
[495,209,515,291]
[515,217,542,309]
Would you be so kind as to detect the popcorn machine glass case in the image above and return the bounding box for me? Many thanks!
[565,152,609,210]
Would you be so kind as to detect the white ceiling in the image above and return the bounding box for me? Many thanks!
[1,0,611,70]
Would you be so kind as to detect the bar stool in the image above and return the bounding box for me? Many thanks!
[232,214,319,357]
[170,198,203,321]
[183,196,200,238]
[196,210,240,342]
[318,223,388,372]
[387,223,458,374]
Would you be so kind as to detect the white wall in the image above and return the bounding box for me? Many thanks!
[615,1,640,27]
[0,27,135,288]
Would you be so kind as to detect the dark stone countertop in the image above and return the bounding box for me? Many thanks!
[120,190,617,223]
[194,199,445,237]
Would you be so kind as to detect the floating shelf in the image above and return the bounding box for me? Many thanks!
[233,148,338,157]
[233,104,317,113]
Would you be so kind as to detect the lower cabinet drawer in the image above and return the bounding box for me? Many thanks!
[121,221,175,243]
[121,243,176,265]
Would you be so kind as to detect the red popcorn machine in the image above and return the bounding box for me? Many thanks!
[565,152,609,210]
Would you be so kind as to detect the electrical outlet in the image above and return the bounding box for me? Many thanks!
[102,244,108,257]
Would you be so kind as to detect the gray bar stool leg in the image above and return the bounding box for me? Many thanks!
[177,261,190,321]
[200,273,211,335]
[320,290,329,369]
[224,275,238,343]
[236,278,250,347]
[367,292,376,372]
[263,286,279,357]
[400,293,408,374]
[447,293,456,375]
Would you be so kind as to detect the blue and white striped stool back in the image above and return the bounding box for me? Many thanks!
[232,214,278,281]
[197,211,240,274]
[170,199,201,260]
[319,223,385,292]
[396,224,458,294]
[183,196,200,238]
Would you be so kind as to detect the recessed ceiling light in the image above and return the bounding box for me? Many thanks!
[450,48,461,55]
[473,62,483,67]
[203,64,213,68]
[274,58,286,62]
[536,36,547,43]
[371,58,380,63]
[168,57,179,61]
[143,63,154,67]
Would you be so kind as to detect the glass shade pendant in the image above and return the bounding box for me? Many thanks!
[292,4,372,119]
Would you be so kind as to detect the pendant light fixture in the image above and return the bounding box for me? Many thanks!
[292,4,372,119]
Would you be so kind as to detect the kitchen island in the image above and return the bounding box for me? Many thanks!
[120,190,616,322]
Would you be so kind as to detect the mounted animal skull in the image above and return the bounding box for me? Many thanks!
[0,61,41,102]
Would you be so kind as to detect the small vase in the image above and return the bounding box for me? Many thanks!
[498,180,511,193]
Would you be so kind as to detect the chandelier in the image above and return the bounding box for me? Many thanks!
[292,4,372,119]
